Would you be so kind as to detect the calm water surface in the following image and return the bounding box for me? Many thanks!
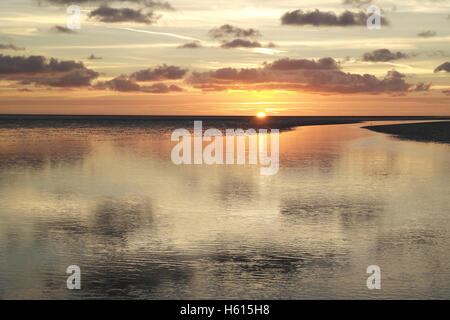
[0,120,449,299]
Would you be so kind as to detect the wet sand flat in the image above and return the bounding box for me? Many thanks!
[363,121,450,144]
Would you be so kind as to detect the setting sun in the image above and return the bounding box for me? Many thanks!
[257,112,267,118]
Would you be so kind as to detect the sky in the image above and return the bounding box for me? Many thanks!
[0,0,449,116]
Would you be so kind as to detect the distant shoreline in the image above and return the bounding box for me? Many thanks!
[363,121,450,144]
[1,115,449,131]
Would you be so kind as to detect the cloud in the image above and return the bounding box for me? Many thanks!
[129,64,187,81]
[187,58,426,95]
[434,62,450,73]
[0,55,47,73]
[95,76,183,93]
[362,49,409,62]
[0,54,98,87]
[0,43,25,51]
[50,25,77,34]
[141,83,183,93]
[219,39,278,49]
[410,82,432,92]
[177,41,203,49]
[96,76,140,92]
[37,0,174,10]
[417,30,436,38]
[48,58,92,72]
[266,57,340,70]
[443,88,450,96]
[220,39,263,49]
[94,64,186,93]
[208,24,261,39]
[281,9,389,27]
[38,69,99,87]
[88,5,159,24]
[87,54,102,60]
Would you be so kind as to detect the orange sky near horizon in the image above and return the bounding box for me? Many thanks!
[0,0,449,116]
[1,89,449,116]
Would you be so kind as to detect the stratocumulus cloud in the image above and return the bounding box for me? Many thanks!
[220,39,263,49]
[88,5,160,24]
[281,9,389,27]
[434,62,450,73]
[130,65,188,81]
[95,76,183,93]
[417,30,437,38]
[208,24,261,39]
[0,43,25,51]
[95,64,187,93]
[187,58,428,94]
[363,49,409,62]
[178,41,203,49]
[0,54,99,87]
[50,25,77,34]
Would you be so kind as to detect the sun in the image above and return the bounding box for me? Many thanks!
[256,112,267,118]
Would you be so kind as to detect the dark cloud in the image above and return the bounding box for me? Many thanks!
[219,39,278,49]
[0,55,47,73]
[95,64,186,93]
[47,58,86,72]
[37,0,174,10]
[434,62,450,73]
[0,55,185,92]
[37,69,99,87]
[342,0,372,7]
[177,41,203,49]
[208,24,261,39]
[0,43,25,51]
[88,5,159,24]
[417,30,436,38]
[443,88,450,96]
[96,76,140,92]
[362,49,409,62]
[220,39,262,49]
[96,76,183,93]
[266,57,340,70]
[87,54,102,60]
[0,54,98,87]
[141,83,183,93]
[410,82,432,92]
[187,58,425,95]
[281,9,389,27]
[50,25,77,34]
[130,64,187,81]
